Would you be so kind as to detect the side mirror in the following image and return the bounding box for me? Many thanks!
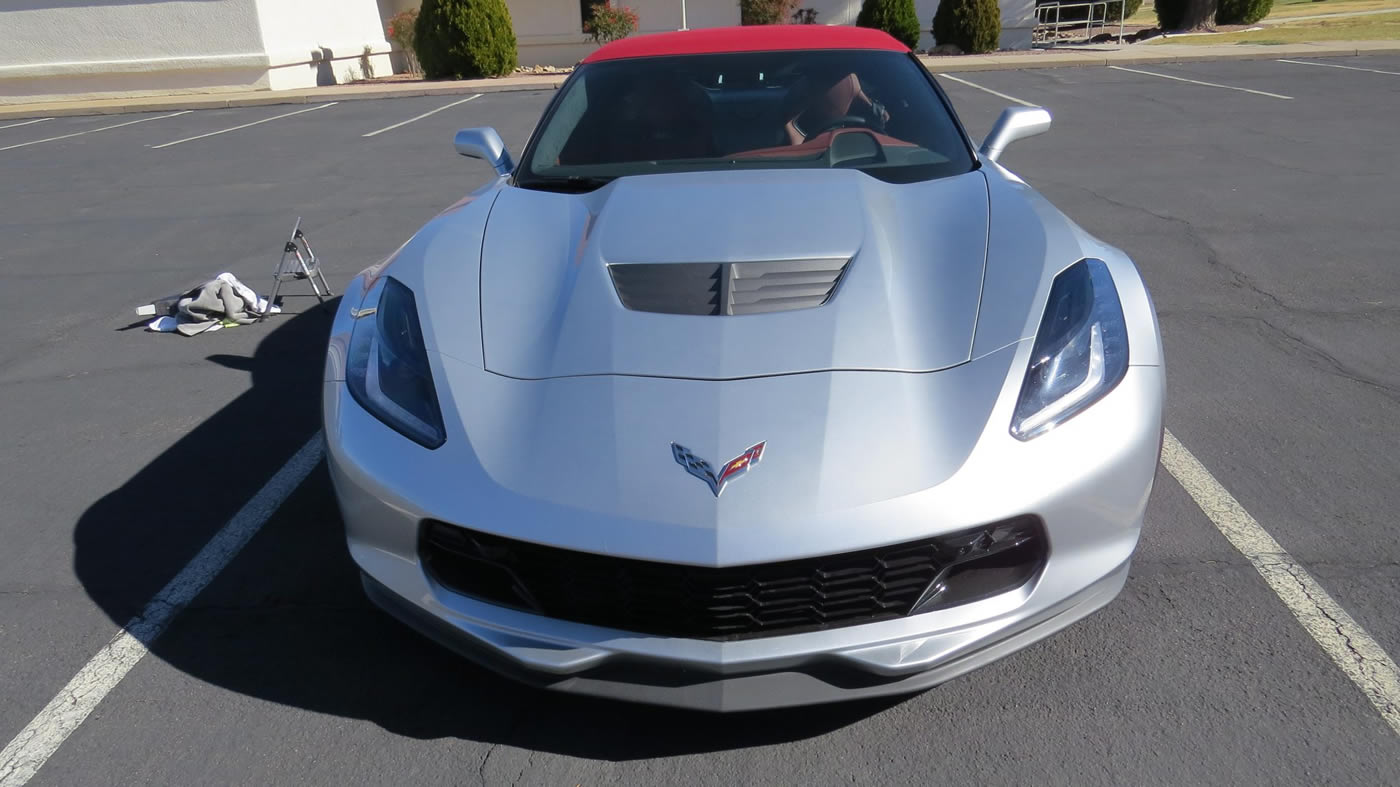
[454,127,514,177]
[979,106,1051,163]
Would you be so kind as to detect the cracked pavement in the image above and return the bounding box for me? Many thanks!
[1,57,1398,785]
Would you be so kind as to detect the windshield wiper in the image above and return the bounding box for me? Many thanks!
[516,175,615,193]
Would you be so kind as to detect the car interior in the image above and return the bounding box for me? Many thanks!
[520,50,976,188]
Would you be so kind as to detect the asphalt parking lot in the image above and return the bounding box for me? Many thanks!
[2,54,1399,785]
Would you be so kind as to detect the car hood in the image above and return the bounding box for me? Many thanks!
[476,168,990,380]
[428,338,1026,564]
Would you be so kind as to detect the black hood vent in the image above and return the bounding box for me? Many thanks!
[609,258,850,316]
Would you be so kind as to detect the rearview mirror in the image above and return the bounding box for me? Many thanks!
[979,107,1052,163]
[454,127,514,177]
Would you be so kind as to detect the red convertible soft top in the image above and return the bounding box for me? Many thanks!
[580,25,909,64]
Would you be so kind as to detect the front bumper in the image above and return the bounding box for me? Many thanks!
[324,358,1163,711]
[361,559,1129,711]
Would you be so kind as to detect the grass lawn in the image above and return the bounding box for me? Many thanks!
[1125,5,1162,26]
[1125,0,1400,26]
[1269,0,1400,18]
[1146,8,1400,41]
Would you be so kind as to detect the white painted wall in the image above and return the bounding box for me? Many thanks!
[0,0,392,105]
[253,0,394,89]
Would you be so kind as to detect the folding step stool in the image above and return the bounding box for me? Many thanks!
[263,217,333,320]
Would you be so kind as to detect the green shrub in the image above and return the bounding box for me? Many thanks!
[1154,0,1216,30]
[1106,0,1143,23]
[856,0,922,48]
[386,9,422,75]
[584,3,639,45]
[415,0,518,79]
[933,0,1001,53]
[740,0,799,25]
[1216,0,1271,24]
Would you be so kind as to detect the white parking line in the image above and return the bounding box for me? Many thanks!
[150,103,338,149]
[0,118,54,131]
[1277,58,1400,77]
[3,421,1395,782]
[1161,430,1400,737]
[1108,65,1294,100]
[0,112,191,152]
[0,435,325,787]
[362,94,482,137]
[937,73,1040,107]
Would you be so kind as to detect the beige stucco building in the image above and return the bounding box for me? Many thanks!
[1,0,1033,105]
[380,0,1036,67]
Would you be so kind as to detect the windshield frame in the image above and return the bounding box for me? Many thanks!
[512,50,982,191]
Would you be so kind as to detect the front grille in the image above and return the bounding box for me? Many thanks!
[420,517,1046,641]
[608,258,850,316]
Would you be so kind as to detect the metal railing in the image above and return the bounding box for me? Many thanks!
[1033,0,1126,46]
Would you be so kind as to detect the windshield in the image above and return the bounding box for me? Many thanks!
[518,50,975,191]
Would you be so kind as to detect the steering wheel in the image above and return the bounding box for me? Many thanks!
[804,114,870,142]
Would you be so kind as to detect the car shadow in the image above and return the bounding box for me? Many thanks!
[72,303,904,758]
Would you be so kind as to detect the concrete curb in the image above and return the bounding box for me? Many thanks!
[2,41,1397,121]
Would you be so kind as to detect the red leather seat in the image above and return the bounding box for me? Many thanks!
[785,73,865,145]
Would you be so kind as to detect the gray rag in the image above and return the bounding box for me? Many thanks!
[176,279,262,336]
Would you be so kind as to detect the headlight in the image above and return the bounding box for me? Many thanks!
[346,276,446,449]
[1010,258,1129,440]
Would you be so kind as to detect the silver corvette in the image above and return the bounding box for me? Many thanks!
[323,26,1164,712]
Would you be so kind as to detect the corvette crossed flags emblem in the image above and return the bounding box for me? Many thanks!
[671,441,766,498]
